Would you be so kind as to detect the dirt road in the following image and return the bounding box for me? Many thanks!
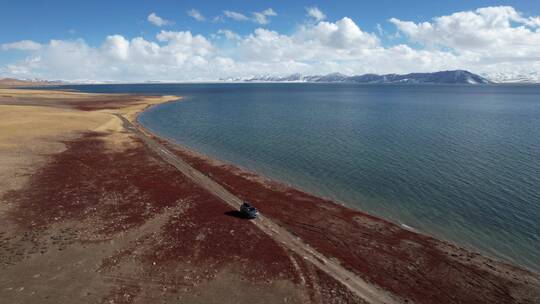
[117,114,400,304]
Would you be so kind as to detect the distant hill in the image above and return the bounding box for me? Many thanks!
[228,70,493,84]
[0,78,63,88]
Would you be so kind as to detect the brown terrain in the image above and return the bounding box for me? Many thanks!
[0,86,539,304]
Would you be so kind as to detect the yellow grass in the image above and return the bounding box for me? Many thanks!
[0,89,179,197]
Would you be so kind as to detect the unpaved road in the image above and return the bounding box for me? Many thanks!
[117,114,401,304]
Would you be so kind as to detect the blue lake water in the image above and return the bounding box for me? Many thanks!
[58,83,540,271]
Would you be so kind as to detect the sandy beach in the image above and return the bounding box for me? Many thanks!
[0,87,539,304]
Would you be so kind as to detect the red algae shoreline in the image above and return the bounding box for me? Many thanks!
[133,102,540,304]
[134,104,533,273]
[133,100,478,258]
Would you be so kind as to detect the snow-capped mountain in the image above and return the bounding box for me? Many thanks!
[228,70,492,84]
[483,72,540,83]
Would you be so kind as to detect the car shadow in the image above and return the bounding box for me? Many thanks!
[224,210,249,219]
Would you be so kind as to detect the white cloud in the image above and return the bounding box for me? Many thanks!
[156,30,213,57]
[252,8,277,25]
[102,35,130,60]
[0,18,461,81]
[3,6,540,81]
[262,8,277,16]
[223,10,249,21]
[306,7,326,22]
[387,6,540,77]
[297,17,380,50]
[218,29,241,41]
[238,28,297,61]
[187,9,206,22]
[1,31,217,81]
[147,12,172,27]
[1,40,42,51]
[389,6,540,58]
[223,8,277,24]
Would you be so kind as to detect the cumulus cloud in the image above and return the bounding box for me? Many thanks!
[1,31,217,81]
[387,6,540,76]
[390,6,540,56]
[297,17,380,50]
[102,35,130,60]
[147,12,172,27]
[2,6,540,81]
[0,18,463,81]
[156,30,213,57]
[187,9,205,22]
[1,40,42,51]
[306,7,326,22]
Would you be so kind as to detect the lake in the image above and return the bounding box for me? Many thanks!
[58,83,540,271]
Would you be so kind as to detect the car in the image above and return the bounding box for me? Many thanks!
[240,202,259,219]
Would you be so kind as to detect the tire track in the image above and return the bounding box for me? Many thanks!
[117,114,401,304]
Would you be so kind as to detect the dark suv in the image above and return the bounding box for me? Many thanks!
[240,202,259,219]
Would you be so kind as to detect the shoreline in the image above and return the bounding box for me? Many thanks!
[130,97,540,291]
[134,99,537,274]
[1,87,539,303]
[132,117,540,302]
[138,117,538,272]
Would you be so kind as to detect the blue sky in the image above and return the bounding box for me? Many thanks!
[1,1,540,81]
[2,0,538,45]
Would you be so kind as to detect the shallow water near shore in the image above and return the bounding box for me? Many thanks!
[54,83,540,271]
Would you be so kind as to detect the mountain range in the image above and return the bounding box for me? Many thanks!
[3,70,540,85]
[227,70,493,84]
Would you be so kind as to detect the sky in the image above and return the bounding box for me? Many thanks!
[1,0,539,82]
